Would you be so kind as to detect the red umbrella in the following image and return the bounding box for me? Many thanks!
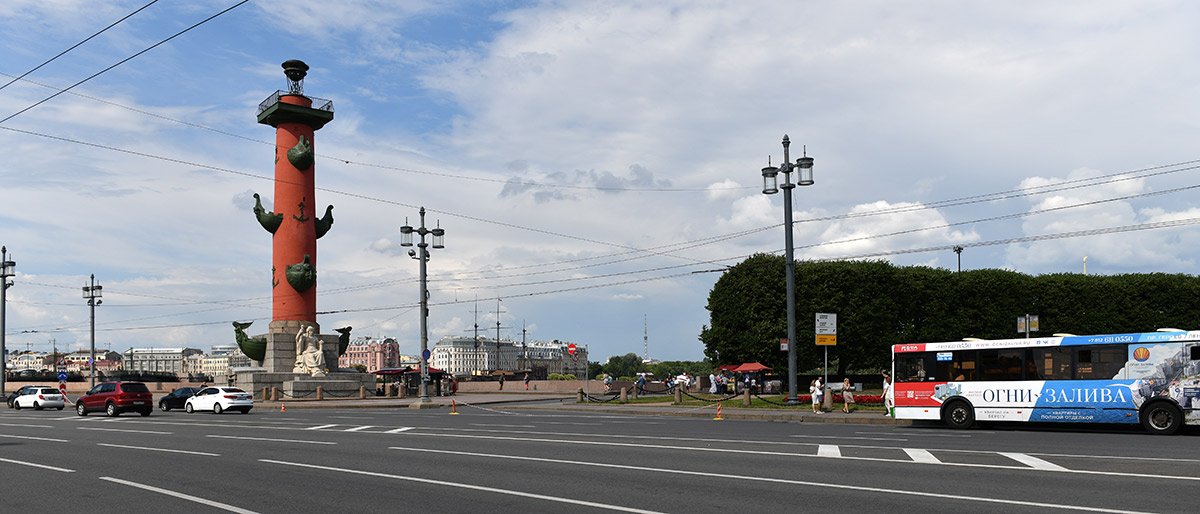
[732,362,772,373]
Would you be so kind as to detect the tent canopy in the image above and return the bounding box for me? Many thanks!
[732,362,771,373]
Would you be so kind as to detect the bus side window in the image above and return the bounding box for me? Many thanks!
[1191,345,1200,361]
[896,353,928,382]
[1035,347,1072,380]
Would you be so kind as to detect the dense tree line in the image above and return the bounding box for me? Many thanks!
[700,254,1200,378]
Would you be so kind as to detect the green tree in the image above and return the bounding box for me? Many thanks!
[602,353,645,378]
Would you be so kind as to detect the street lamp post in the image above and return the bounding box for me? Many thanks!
[400,207,445,404]
[760,135,814,405]
[1,246,15,395]
[954,246,963,272]
[83,274,102,388]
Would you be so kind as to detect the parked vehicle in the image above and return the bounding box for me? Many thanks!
[184,386,253,414]
[75,382,153,417]
[12,387,65,411]
[158,387,199,411]
[6,385,39,408]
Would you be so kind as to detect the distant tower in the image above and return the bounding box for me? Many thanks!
[255,59,335,323]
[643,314,649,362]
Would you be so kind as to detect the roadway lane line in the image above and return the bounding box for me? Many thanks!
[259,459,663,513]
[0,457,75,472]
[470,424,537,428]
[0,422,54,428]
[78,427,172,435]
[100,477,258,514]
[387,447,1147,514]
[206,435,336,445]
[330,416,375,420]
[402,432,1200,483]
[307,424,338,430]
[1000,452,1069,471]
[0,433,68,442]
[903,448,941,464]
[96,443,220,457]
[344,425,375,432]
[790,434,909,442]
[385,427,415,433]
[817,444,841,457]
[856,431,970,438]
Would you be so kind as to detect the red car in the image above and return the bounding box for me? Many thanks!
[75,381,153,417]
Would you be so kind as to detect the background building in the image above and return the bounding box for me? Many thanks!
[338,337,400,373]
[431,336,587,377]
[123,348,203,376]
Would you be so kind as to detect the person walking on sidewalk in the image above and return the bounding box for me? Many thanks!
[499,374,505,390]
[881,372,894,416]
[841,378,855,413]
[523,372,530,391]
[811,377,824,413]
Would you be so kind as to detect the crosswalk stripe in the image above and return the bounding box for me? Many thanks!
[385,427,415,434]
[345,426,374,432]
[903,448,941,464]
[817,444,841,457]
[307,424,338,430]
[999,452,1068,471]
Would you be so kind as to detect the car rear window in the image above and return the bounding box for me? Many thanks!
[225,387,246,393]
[38,389,59,394]
[120,383,150,393]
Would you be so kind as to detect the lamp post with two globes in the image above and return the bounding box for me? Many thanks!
[400,207,445,404]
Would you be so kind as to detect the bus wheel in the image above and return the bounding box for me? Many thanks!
[943,400,974,429]
[1140,402,1182,435]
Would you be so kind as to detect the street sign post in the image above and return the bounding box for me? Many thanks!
[57,371,68,382]
[779,338,788,352]
[1018,314,1039,338]
[567,343,577,356]
[815,313,837,390]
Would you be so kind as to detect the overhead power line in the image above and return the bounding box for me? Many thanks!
[0,0,161,92]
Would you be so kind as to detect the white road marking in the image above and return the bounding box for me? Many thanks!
[856,431,970,438]
[401,432,1200,482]
[1000,452,1069,471]
[791,434,908,442]
[817,444,841,457]
[470,423,537,428]
[259,459,663,513]
[903,448,941,464]
[385,427,415,433]
[307,424,338,430]
[100,477,258,514]
[96,443,219,457]
[0,457,75,472]
[344,425,374,432]
[78,427,172,435]
[330,416,375,420]
[0,422,53,428]
[387,447,1146,514]
[206,435,336,445]
[0,433,68,442]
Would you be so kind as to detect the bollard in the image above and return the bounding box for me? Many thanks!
[316,386,324,401]
[620,387,628,404]
[673,387,682,405]
[271,386,279,402]
[577,388,585,403]
[261,387,269,401]
[823,386,833,411]
[632,386,639,400]
[359,386,366,399]
[742,389,751,407]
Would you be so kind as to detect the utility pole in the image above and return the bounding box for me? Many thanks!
[472,297,481,373]
[495,298,503,371]
[83,274,102,388]
[643,314,649,362]
[521,321,527,371]
[399,207,445,405]
[0,246,15,396]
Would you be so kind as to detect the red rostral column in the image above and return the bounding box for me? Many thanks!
[255,60,334,323]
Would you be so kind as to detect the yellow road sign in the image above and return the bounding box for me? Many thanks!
[816,334,837,346]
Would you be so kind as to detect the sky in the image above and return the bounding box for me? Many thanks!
[2,1,1200,363]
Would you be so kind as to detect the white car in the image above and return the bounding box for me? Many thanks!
[184,386,253,414]
[12,387,65,411]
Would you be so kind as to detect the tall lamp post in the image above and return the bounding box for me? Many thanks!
[83,274,102,388]
[759,135,814,405]
[400,207,445,404]
[1,246,15,396]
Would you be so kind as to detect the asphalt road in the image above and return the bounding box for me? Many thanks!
[1,402,1197,513]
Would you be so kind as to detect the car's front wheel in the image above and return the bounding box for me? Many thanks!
[12,401,20,411]
[185,403,194,414]
[159,402,169,411]
[76,402,87,416]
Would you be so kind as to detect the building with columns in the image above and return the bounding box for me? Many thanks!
[123,348,204,376]
[337,337,400,373]
[431,336,588,377]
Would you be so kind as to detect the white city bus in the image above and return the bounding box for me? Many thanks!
[891,330,1200,434]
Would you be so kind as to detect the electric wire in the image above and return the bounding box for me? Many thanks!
[0,0,160,92]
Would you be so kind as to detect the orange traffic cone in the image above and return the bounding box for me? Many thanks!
[280,403,286,413]
[449,399,460,415]
[713,402,724,421]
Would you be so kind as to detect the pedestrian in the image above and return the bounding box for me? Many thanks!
[523,372,531,391]
[881,372,894,417]
[499,373,505,390]
[603,373,614,392]
[635,374,646,395]
[708,372,717,394]
[841,378,855,413]
[811,377,823,413]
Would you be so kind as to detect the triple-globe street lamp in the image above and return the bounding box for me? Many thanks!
[83,274,102,388]
[760,135,813,405]
[400,207,445,404]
